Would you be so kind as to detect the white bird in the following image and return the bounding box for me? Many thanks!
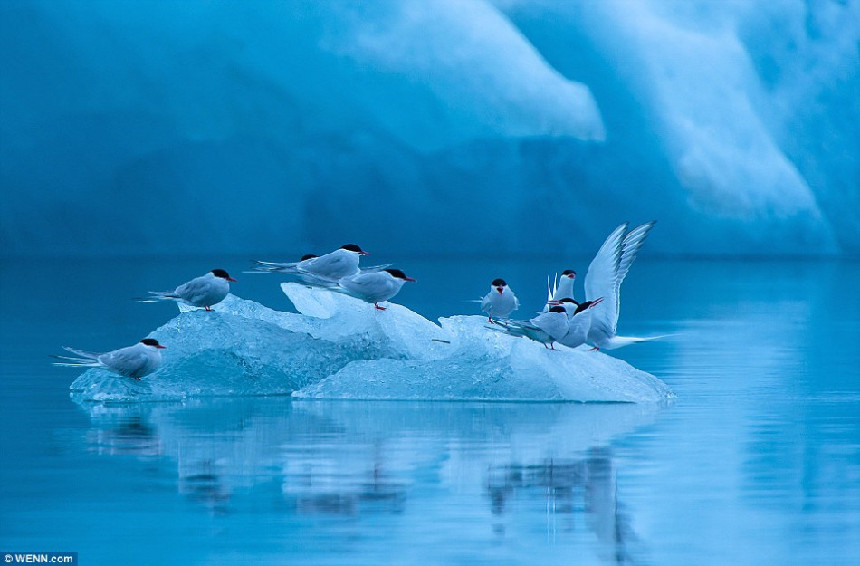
[546,269,577,307]
[583,221,657,350]
[480,278,519,321]
[52,338,165,380]
[489,306,569,350]
[252,244,375,283]
[337,268,416,311]
[552,297,604,349]
[138,269,236,311]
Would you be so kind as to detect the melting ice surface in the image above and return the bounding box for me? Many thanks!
[70,284,672,404]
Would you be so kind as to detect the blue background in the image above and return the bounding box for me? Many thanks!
[2,0,857,257]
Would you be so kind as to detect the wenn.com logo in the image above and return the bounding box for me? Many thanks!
[3,553,77,564]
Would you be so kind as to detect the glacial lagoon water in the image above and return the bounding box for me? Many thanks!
[1,256,858,565]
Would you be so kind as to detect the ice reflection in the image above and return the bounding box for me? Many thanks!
[77,399,661,562]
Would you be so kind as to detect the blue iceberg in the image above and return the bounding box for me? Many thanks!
[2,1,856,257]
[69,284,673,404]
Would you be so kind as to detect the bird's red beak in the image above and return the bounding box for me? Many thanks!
[405,277,416,282]
[496,287,503,294]
[156,345,166,349]
[359,251,369,256]
[547,300,561,305]
[227,277,237,282]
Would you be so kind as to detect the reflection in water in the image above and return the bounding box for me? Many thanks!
[488,448,636,564]
[85,411,161,458]
[178,464,232,513]
[285,459,407,516]
[77,398,660,563]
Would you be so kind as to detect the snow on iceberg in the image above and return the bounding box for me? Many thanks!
[70,285,673,404]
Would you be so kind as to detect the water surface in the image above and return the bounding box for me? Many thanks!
[1,256,858,565]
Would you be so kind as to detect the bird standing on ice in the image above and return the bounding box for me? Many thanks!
[551,297,604,349]
[490,305,570,350]
[338,268,416,311]
[52,338,165,380]
[138,269,236,311]
[481,278,519,322]
[251,244,374,284]
[546,269,577,309]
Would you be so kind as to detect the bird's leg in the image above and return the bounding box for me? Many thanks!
[550,343,556,350]
[488,316,493,323]
[205,306,212,312]
[543,343,549,349]
[589,346,599,351]
[375,303,387,311]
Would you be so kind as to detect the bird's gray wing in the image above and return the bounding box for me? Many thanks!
[99,346,148,376]
[175,276,211,304]
[530,311,568,341]
[338,273,391,297]
[616,221,655,288]
[302,252,351,277]
[584,223,627,338]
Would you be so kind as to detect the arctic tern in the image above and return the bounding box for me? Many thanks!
[546,269,577,308]
[550,297,604,349]
[52,338,165,380]
[251,244,376,283]
[337,268,416,310]
[480,278,519,322]
[583,221,657,350]
[489,306,569,350]
[137,269,236,311]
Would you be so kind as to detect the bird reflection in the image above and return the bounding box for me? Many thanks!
[178,460,231,514]
[487,447,637,564]
[86,416,161,458]
[284,457,406,515]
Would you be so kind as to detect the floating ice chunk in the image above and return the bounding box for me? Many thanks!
[71,290,673,404]
[294,316,672,403]
[282,283,343,319]
[178,293,305,330]
[280,283,453,360]
[71,295,379,403]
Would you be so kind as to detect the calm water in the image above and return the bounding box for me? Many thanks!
[1,256,858,565]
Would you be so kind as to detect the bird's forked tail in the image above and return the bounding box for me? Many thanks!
[133,291,182,303]
[51,347,103,368]
[246,260,299,274]
[600,334,671,350]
